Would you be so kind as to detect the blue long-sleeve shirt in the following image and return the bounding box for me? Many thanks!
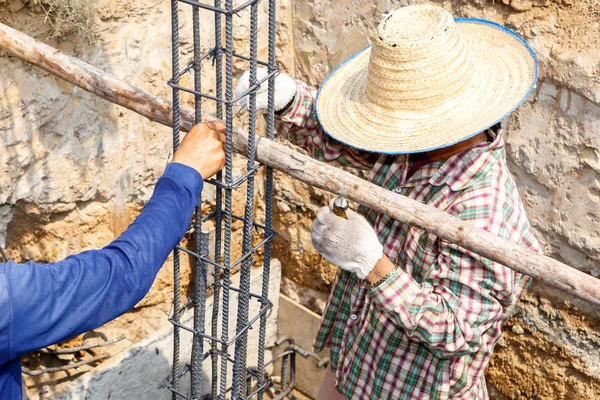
[0,163,203,399]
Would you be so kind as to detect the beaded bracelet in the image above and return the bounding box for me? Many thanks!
[369,268,398,289]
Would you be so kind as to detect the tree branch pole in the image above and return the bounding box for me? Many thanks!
[2,22,600,306]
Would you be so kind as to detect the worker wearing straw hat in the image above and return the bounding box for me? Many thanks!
[237,4,541,399]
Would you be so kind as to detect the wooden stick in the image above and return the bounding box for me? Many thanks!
[0,22,192,132]
[2,22,600,306]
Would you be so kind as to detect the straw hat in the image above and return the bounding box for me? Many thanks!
[315,5,538,154]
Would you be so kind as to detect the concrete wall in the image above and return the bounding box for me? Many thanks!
[273,295,330,399]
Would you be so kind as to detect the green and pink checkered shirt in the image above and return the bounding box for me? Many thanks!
[275,82,542,399]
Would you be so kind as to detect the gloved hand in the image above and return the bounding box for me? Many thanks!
[234,68,297,114]
[311,200,384,280]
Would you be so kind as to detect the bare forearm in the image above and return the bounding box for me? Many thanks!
[365,253,395,284]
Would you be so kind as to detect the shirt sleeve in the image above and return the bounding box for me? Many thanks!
[275,81,378,170]
[0,162,202,364]
[367,204,533,359]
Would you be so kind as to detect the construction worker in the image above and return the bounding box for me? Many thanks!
[0,122,226,399]
[236,5,541,399]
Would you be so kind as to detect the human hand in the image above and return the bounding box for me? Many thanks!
[234,68,297,114]
[172,121,226,179]
[311,200,384,279]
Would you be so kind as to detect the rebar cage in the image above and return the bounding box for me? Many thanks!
[167,0,287,398]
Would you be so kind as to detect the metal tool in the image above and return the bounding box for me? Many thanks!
[318,198,349,264]
[332,197,349,219]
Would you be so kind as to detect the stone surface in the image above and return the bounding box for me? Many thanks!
[280,276,330,314]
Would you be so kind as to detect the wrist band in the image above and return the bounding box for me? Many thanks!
[369,268,398,289]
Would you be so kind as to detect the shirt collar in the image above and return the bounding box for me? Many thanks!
[428,129,505,191]
[401,160,446,188]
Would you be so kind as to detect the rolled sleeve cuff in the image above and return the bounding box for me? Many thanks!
[368,268,423,329]
[163,163,204,197]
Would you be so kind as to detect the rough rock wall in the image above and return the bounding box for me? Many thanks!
[278,0,600,399]
[1,0,173,257]
[0,0,294,257]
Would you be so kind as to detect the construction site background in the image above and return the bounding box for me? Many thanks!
[1,0,600,398]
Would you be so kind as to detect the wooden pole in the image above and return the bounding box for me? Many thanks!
[2,22,600,306]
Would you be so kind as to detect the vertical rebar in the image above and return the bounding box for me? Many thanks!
[210,262,221,399]
[210,258,221,398]
[231,1,259,397]
[217,0,234,397]
[256,0,277,398]
[192,4,202,124]
[280,354,288,390]
[170,0,182,398]
[191,227,209,399]
[190,6,204,397]
[169,0,283,397]
[211,1,224,397]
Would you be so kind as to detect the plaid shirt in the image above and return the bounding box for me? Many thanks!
[275,82,541,399]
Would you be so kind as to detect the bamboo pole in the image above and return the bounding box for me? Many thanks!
[2,22,600,306]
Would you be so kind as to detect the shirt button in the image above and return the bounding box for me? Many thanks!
[350,314,358,321]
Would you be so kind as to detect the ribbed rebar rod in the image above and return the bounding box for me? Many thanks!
[217,0,235,396]
[231,1,259,397]
[192,4,202,124]
[210,255,221,397]
[191,227,209,399]
[190,4,205,398]
[256,1,277,398]
[170,0,182,397]
[211,0,224,397]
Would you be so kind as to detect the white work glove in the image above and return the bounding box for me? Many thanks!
[311,200,384,280]
[234,68,297,114]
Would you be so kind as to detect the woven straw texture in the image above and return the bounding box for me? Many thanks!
[315,5,537,154]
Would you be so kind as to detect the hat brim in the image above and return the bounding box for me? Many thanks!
[315,18,538,154]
